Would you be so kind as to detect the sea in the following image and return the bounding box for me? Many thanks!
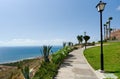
[0,46,62,64]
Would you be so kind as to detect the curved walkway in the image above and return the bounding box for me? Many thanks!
[55,47,99,79]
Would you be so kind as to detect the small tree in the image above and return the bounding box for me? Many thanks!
[77,35,83,44]
[68,42,73,46]
[41,46,52,62]
[79,35,83,44]
[77,35,80,44]
[83,35,90,49]
[63,42,66,47]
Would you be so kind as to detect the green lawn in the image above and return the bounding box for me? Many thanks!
[84,42,120,79]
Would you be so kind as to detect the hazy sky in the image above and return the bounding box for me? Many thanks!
[0,0,120,46]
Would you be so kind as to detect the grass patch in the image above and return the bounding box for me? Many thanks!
[84,42,120,79]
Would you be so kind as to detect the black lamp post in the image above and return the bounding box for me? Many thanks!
[96,0,106,72]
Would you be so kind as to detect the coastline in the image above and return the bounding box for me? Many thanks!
[0,46,62,64]
[0,46,62,78]
[0,56,43,65]
[0,55,42,79]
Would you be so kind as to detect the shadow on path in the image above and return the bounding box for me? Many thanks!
[60,54,76,68]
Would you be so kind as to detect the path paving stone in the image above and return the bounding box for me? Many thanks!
[55,48,99,79]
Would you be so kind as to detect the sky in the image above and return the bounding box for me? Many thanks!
[0,0,120,46]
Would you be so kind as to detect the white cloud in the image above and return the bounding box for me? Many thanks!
[0,39,67,46]
[117,6,120,11]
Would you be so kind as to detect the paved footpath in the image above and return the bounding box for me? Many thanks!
[55,48,99,79]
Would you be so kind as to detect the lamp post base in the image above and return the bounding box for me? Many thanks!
[100,70,105,73]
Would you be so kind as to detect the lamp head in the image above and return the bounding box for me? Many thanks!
[96,1,106,12]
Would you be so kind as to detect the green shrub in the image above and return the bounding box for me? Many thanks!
[21,65,30,79]
[51,47,71,64]
[33,62,58,79]
[33,46,76,79]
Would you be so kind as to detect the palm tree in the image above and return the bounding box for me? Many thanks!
[108,17,113,40]
[106,21,109,40]
[77,35,83,44]
[83,35,90,49]
[109,17,113,21]
[110,28,113,32]
[77,35,80,44]
[80,35,83,44]
[41,46,52,62]
[68,42,73,46]
[63,42,66,47]
[104,24,107,40]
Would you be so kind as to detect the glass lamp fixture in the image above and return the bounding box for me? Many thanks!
[96,1,106,12]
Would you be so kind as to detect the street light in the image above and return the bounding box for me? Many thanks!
[108,17,113,40]
[96,0,106,72]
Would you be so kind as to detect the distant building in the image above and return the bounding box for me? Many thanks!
[111,29,120,40]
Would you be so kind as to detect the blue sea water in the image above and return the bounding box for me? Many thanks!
[0,46,62,64]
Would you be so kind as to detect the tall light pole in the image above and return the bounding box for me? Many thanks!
[96,0,106,72]
[108,17,113,40]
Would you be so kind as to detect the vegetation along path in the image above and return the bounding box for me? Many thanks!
[55,47,98,79]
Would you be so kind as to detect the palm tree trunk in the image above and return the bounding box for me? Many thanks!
[104,26,105,40]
